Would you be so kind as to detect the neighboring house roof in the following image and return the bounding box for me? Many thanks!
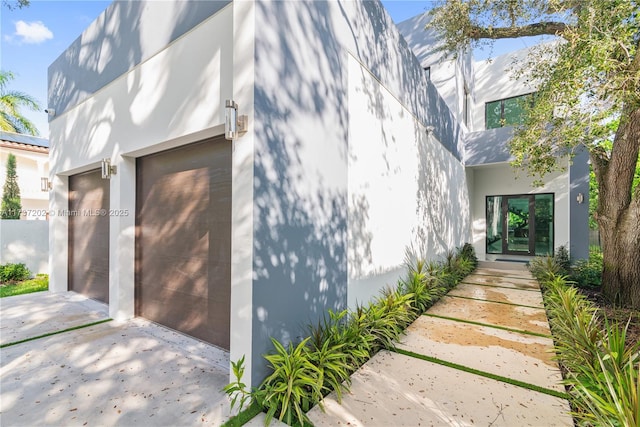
[0,131,49,154]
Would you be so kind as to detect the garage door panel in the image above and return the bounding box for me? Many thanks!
[136,137,231,349]
[68,169,110,304]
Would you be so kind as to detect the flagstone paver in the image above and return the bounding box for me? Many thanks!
[307,350,572,427]
[427,296,551,336]
[461,274,540,290]
[307,264,572,426]
[448,282,545,308]
[397,315,564,392]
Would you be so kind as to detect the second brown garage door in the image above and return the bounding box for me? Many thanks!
[135,137,231,350]
[68,169,110,304]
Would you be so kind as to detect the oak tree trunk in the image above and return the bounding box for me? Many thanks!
[594,106,640,309]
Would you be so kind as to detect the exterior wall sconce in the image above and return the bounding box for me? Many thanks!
[225,99,248,140]
[576,192,584,204]
[101,158,117,179]
[41,177,52,192]
[425,125,435,135]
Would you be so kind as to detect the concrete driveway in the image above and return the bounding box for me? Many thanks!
[0,292,232,427]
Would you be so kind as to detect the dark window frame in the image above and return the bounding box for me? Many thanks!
[485,192,555,256]
[485,92,535,129]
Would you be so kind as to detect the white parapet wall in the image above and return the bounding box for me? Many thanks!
[0,219,49,275]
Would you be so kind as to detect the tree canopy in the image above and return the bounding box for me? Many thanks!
[0,70,41,136]
[428,0,640,308]
[1,0,29,10]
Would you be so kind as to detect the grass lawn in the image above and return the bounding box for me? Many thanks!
[0,274,49,298]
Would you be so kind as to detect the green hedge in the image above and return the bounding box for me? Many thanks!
[0,263,32,283]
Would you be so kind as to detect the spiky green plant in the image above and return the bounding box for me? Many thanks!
[399,266,433,315]
[544,276,602,372]
[529,256,563,283]
[362,287,414,352]
[257,337,322,426]
[222,355,252,412]
[536,266,640,426]
[307,339,351,403]
[570,352,639,427]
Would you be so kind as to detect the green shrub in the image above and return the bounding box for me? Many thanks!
[459,243,479,268]
[570,251,603,288]
[306,339,351,403]
[0,263,31,283]
[358,287,415,354]
[554,245,571,275]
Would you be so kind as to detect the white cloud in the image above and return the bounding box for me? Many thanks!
[14,20,53,44]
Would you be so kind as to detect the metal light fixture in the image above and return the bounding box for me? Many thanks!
[425,125,435,135]
[101,158,117,179]
[225,99,248,140]
[40,177,52,192]
[576,192,584,204]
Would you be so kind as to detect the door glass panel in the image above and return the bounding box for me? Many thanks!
[507,197,530,253]
[486,196,502,254]
[534,194,554,255]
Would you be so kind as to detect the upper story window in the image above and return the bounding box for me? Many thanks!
[485,93,535,129]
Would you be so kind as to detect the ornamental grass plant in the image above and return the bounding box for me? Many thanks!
[530,256,639,427]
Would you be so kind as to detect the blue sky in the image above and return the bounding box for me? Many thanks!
[0,1,537,139]
[1,0,111,137]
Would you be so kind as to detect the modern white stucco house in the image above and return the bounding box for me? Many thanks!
[47,0,588,386]
[0,131,50,220]
[0,131,50,274]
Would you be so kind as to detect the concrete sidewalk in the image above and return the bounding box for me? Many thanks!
[307,263,573,426]
[0,292,233,426]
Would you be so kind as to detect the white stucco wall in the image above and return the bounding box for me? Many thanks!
[48,3,235,325]
[396,13,475,132]
[347,55,471,308]
[0,219,49,274]
[468,161,570,260]
[472,46,547,132]
[0,147,49,220]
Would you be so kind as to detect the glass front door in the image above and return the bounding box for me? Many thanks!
[506,196,531,253]
[486,194,554,256]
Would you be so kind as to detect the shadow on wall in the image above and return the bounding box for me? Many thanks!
[49,1,228,176]
[464,127,514,166]
[0,220,49,274]
[415,123,470,257]
[250,0,470,384]
[48,1,231,116]
[251,0,354,384]
[355,1,463,161]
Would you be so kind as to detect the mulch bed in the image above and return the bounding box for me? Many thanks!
[579,288,640,348]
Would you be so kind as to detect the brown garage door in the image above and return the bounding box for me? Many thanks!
[68,169,110,304]
[135,137,231,350]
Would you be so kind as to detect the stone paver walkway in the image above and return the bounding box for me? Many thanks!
[307,262,573,426]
